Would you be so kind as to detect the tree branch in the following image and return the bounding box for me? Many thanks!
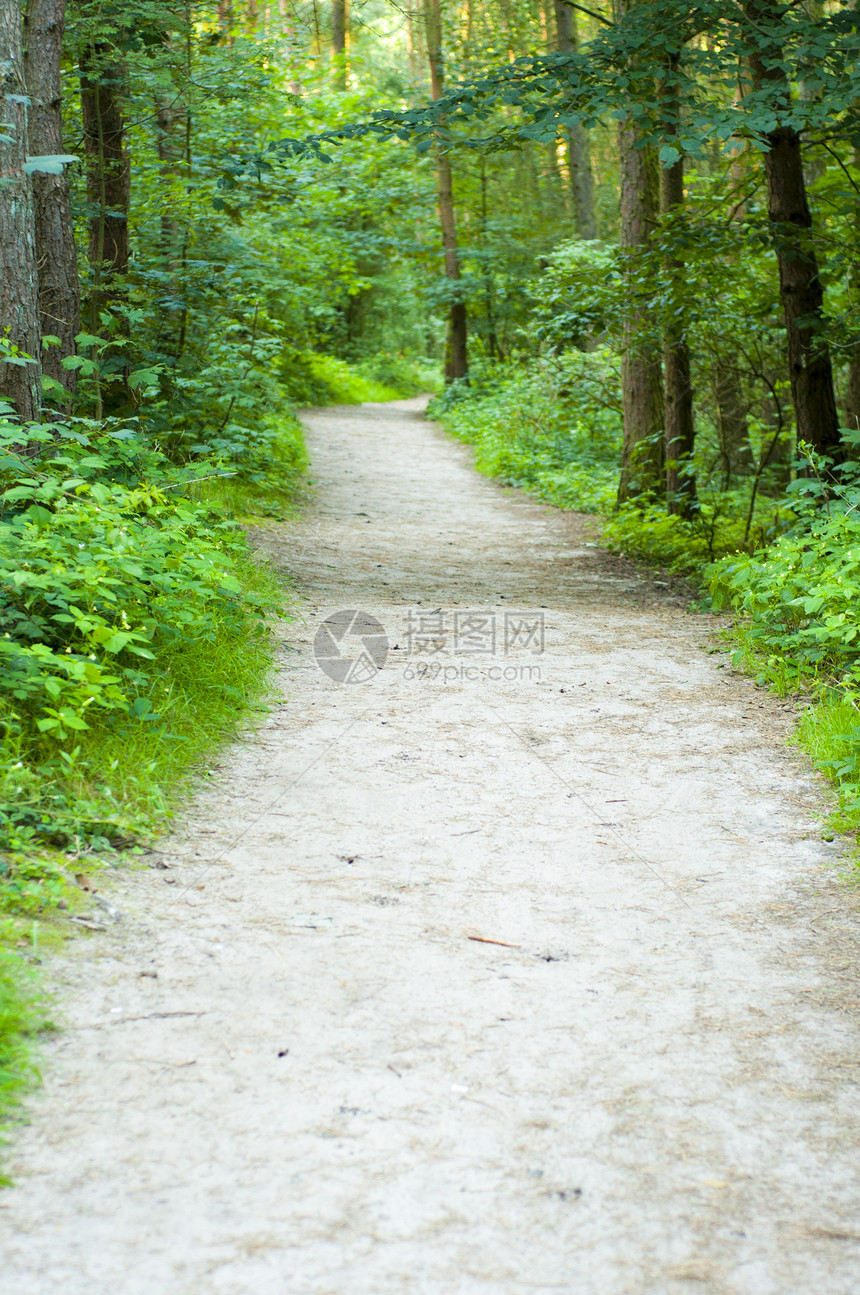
[555,1,613,28]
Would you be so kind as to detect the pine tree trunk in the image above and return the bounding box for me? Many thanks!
[80,39,130,317]
[332,0,349,89]
[554,0,596,239]
[660,53,695,514]
[423,0,468,383]
[615,0,662,501]
[0,0,42,421]
[24,0,80,394]
[745,1,840,460]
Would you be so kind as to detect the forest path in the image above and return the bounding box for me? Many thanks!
[2,398,860,1295]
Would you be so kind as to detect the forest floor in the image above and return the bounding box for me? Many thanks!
[2,398,860,1294]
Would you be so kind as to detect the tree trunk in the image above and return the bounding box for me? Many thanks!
[332,0,349,89]
[24,0,80,395]
[660,52,695,514]
[844,145,860,435]
[80,38,130,319]
[217,0,234,41]
[744,1,840,460]
[614,0,662,501]
[423,0,468,382]
[156,93,183,277]
[846,340,860,436]
[0,0,42,421]
[554,0,596,239]
[714,364,751,487]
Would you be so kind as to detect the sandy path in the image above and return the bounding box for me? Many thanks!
[2,398,860,1294]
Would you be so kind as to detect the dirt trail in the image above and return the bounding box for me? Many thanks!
[2,398,860,1295]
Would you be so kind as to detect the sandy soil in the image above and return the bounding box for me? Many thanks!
[2,397,860,1295]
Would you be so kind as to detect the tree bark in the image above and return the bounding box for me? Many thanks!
[846,337,860,436]
[844,145,860,435]
[80,37,130,316]
[554,0,596,239]
[715,363,751,487]
[615,0,663,501]
[332,0,349,89]
[0,0,42,421]
[217,0,234,41]
[660,52,695,514]
[744,1,840,460]
[423,0,468,382]
[24,0,80,394]
[155,92,183,278]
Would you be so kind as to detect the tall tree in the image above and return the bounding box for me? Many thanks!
[423,0,468,383]
[660,48,695,513]
[332,0,349,89]
[614,0,663,502]
[24,0,80,394]
[0,0,42,420]
[554,0,596,239]
[79,23,130,322]
[846,148,860,433]
[744,0,840,459]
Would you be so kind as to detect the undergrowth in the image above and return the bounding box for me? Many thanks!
[710,448,860,837]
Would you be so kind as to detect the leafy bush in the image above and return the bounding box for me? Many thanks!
[709,454,860,830]
[432,351,623,509]
[709,462,860,684]
[355,352,442,396]
[0,409,285,857]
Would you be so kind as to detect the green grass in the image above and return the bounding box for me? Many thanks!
[0,948,50,1179]
[307,353,403,404]
[63,551,285,832]
[792,693,860,837]
[308,352,442,404]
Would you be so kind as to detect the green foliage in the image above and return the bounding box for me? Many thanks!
[602,500,751,573]
[0,408,287,859]
[710,455,860,831]
[432,351,622,511]
[792,694,860,835]
[355,353,442,397]
[304,353,402,404]
[709,463,860,684]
